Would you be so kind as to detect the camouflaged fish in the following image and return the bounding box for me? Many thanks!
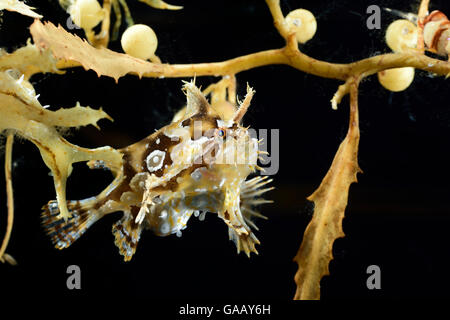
[41,81,273,261]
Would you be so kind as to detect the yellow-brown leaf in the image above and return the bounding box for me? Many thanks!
[0,0,42,18]
[293,83,361,300]
[30,20,164,82]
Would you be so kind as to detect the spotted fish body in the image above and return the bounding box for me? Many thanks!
[41,81,273,261]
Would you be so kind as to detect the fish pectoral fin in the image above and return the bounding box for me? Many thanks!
[220,210,260,257]
[228,226,260,257]
[112,209,144,262]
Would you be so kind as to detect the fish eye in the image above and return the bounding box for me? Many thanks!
[217,128,225,137]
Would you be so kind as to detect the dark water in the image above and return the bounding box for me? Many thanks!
[1,0,450,300]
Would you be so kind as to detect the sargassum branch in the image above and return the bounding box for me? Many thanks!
[293,81,361,300]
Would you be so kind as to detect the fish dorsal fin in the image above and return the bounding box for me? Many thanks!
[182,80,212,117]
[233,84,255,124]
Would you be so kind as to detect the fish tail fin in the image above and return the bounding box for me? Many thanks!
[41,197,101,249]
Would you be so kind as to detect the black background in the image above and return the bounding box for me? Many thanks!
[1,0,450,300]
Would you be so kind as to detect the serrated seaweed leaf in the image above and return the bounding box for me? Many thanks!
[30,20,164,82]
[0,0,42,18]
[139,0,183,10]
[0,66,122,220]
[293,81,361,300]
[0,41,61,77]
